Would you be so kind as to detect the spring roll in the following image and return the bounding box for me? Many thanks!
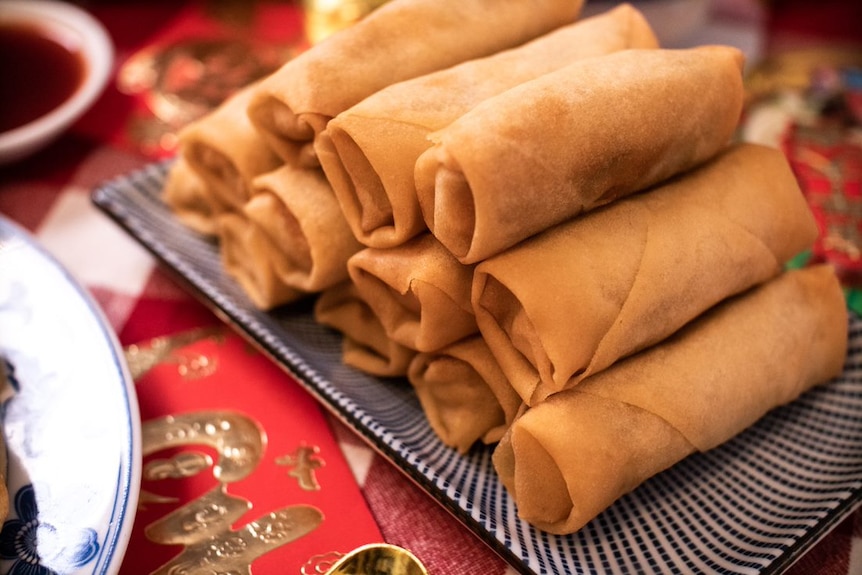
[473,143,819,405]
[251,166,363,290]
[218,165,362,309]
[347,233,477,353]
[316,4,659,249]
[177,83,281,214]
[162,156,221,236]
[315,281,416,377]
[246,0,585,168]
[415,45,746,264]
[407,336,522,452]
[493,264,849,535]
[217,212,307,310]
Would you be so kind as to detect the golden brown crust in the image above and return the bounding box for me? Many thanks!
[315,281,416,377]
[494,265,848,534]
[347,234,477,352]
[472,143,818,404]
[247,0,585,166]
[407,336,522,452]
[317,4,659,249]
[415,46,746,263]
[162,156,221,237]
[178,84,281,213]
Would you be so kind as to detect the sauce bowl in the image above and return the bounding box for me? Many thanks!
[0,0,113,165]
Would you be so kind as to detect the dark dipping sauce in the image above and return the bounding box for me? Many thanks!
[0,23,85,133]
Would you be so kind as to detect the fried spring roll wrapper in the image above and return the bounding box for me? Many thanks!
[217,213,307,310]
[493,265,849,535]
[253,165,362,292]
[249,166,363,290]
[247,0,584,167]
[408,336,522,453]
[473,144,819,405]
[347,234,477,353]
[316,4,658,248]
[162,156,221,236]
[217,165,362,309]
[315,281,416,377]
[415,45,746,264]
[177,84,281,213]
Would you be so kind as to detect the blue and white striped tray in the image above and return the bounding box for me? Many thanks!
[92,161,862,575]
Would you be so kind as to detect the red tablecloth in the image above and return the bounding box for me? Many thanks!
[1,2,860,574]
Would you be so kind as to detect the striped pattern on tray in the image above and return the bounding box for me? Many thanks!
[92,161,862,575]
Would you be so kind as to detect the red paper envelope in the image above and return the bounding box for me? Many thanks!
[120,325,383,574]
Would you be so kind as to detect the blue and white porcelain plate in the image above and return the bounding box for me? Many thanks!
[92,162,862,575]
[0,216,141,575]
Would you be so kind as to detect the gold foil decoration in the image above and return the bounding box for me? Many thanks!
[125,326,225,381]
[146,484,252,545]
[143,411,265,483]
[144,451,215,481]
[138,491,181,509]
[146,484,324,575]
[140,410,327,573]
[119,38,288,127]
[276,444,325,491]
[324,544,430,575]
[302,0,390,44]
[118,37,292,155]
[129,328,331,572]
[302,551,344,574]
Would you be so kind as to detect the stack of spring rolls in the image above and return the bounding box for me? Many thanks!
[161,0,850,536]
[165,0,587,309]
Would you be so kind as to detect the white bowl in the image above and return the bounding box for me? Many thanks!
[0,0,113,165]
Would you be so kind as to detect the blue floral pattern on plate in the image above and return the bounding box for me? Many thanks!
[0,484,99,574]
[0,216,141,575]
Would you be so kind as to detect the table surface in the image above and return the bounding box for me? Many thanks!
[1,1,861,574]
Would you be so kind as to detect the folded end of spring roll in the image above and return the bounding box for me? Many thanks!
[214,163,358,308]
[248,166,362,293]
[317,117,430,249]
[415,146,477,261]
[494,391,695,532]
[471,271,555,405]
[407,336,522,452]
[246,81,325,168]
[314,282,416,377]
[162,156,222,237]
[493,264,848,535]
[216,212,309,310]
[178,84,282,211]
[473,142,819,405]
[347,234,478,352]
[180,137,280,212]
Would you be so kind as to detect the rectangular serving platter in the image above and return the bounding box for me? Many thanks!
[92,161,862,575]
